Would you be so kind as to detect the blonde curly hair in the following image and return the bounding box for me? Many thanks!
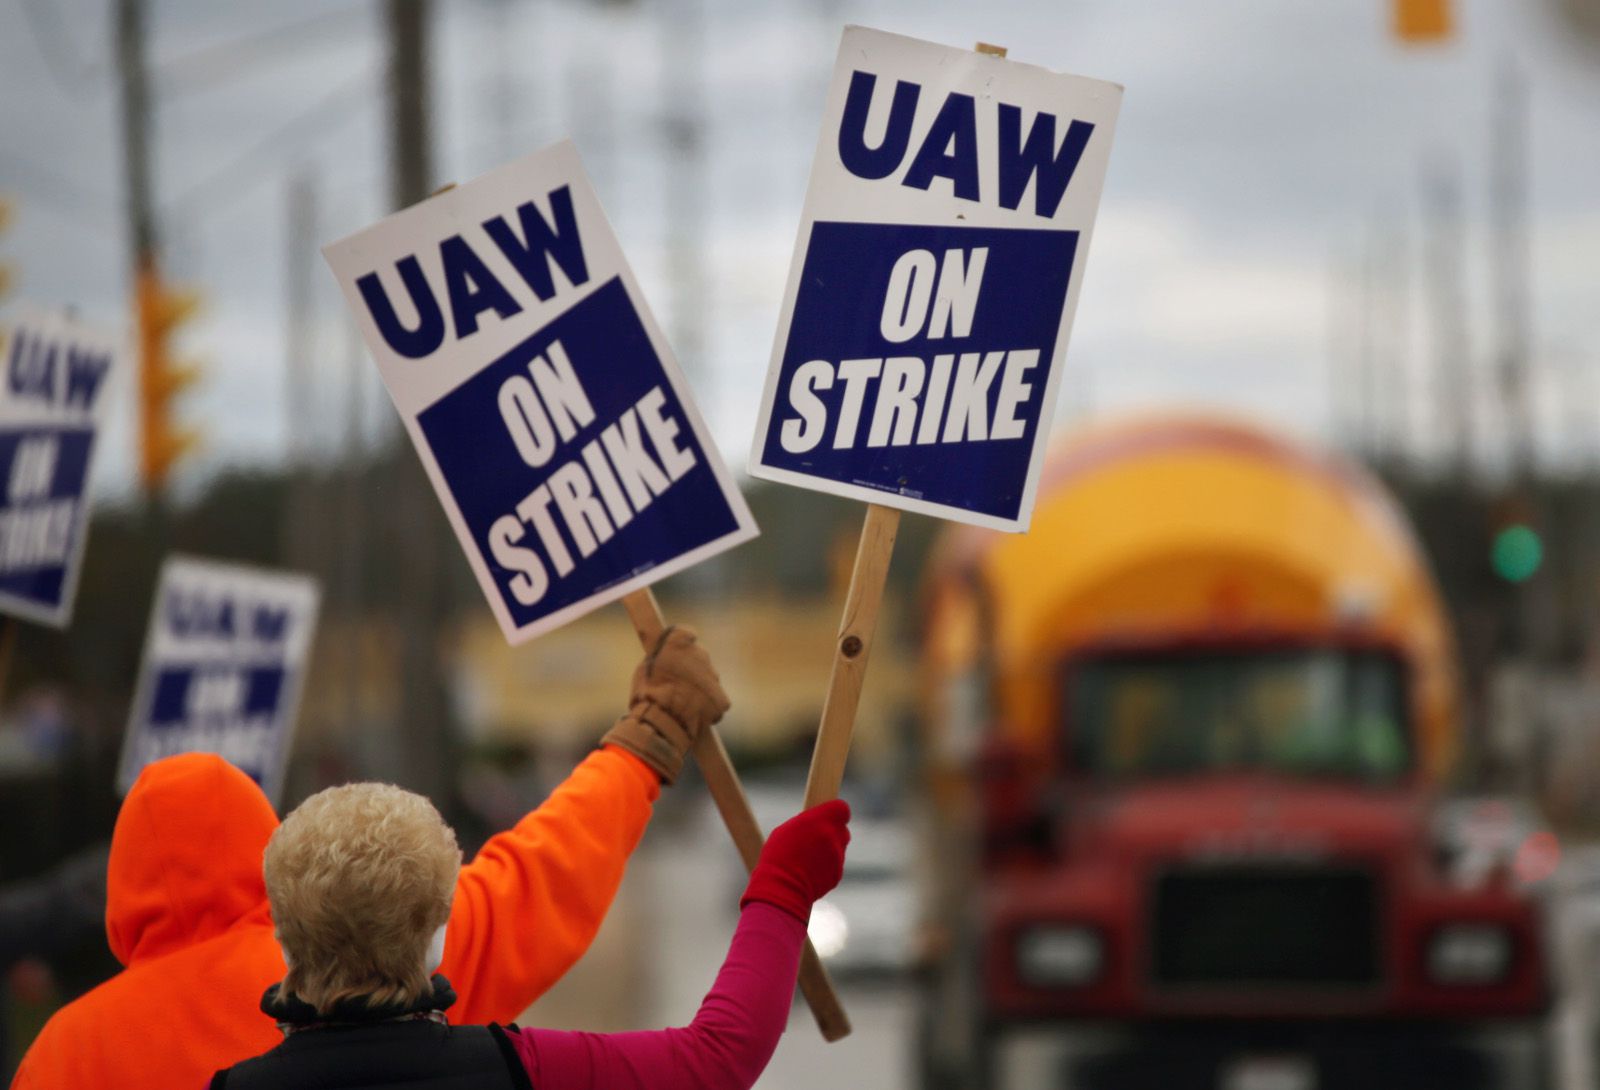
[264,782,461,1013]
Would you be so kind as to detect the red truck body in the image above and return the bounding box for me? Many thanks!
[915,416,1548,1089]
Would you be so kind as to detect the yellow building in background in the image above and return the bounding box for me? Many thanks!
[293,593,919,776]
[446,595,918,767]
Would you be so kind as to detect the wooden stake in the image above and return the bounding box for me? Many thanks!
[801,503,901,808]
[620,587,852,1042]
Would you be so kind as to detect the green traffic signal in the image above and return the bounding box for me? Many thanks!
[1491,524,1543,583]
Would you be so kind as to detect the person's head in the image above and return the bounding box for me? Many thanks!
[264,783,462,1013]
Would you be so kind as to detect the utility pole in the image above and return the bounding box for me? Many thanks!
[384,0,457,803]
[284,172,317,469]
[1326,245,1358,453]
[1421,156,1474,477]
[118,0,162,510]
[661,0,708,393]
[658,0,718,598]
[1377,218,1412,469]
[565,22,615,188]
[1491,60,1535,483]
[117,0,156,269]
[339,317,370,760]
[1489,59,1556,667]
[283,171,319,580]
[389,0,433,213]
[1325,249,1342,448]
[1357,220,1381,463]
[1397,228,1415,468]
[119,0,201,505]
[486,0,516,156]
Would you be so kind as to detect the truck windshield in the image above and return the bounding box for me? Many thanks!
[1069,648,1409,782]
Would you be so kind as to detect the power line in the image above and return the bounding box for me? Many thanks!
[0,151,118,231]
[18,0,107,100]
[162,69,376,220]
[155,4,373,98]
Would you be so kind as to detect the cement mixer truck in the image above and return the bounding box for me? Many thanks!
[915,414,1547,1090]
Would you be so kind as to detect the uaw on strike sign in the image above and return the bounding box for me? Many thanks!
[750,27,1121,532]
[0,306,120,626]
[119,558,320,806]
[325,142,757,644]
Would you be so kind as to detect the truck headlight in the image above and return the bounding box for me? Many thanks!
[1427,924,1512,985]
[1016,925,1103,987]
[808,900,849,959]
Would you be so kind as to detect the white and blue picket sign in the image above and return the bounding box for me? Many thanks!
[0,306,120,626]
[750,27,1122,533]
[118,557,320,806]
[324,141,756,645]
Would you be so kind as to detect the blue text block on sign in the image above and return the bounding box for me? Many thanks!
[757,221,1077,524]
[0,426,95,621]
[417,277,742,630]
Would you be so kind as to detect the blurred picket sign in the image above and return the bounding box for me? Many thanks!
[0,304,121,628]
[118,556,320,807]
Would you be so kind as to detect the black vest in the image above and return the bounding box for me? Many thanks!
[212,977,532,1090]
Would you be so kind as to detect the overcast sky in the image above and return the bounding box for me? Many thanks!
[2,0,1598,500]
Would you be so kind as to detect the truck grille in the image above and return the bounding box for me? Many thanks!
[1152,864,1381,989]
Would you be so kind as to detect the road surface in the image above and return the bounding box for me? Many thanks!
[524,795,1600,1089]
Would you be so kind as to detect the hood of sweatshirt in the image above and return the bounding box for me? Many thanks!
[106,753,279,966]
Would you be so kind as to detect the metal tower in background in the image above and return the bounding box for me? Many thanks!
[1491,60,1534,481]
[1421,156,1474,476]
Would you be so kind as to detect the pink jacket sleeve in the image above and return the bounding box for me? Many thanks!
[503,902,807,1090]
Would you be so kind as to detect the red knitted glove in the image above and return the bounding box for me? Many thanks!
[740,800,852,923]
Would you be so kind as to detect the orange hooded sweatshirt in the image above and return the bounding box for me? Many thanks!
[10,746,659,1090]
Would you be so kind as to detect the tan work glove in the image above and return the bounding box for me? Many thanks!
[602,626,730,783]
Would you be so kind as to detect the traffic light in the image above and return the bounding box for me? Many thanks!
[1393,0,1453,42]
[0,196,15,301]
[1491,524,1543,583]
[135,262,202,493]
[1488,496,1543,584]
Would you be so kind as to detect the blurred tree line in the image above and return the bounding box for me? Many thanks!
[12,448,1600,837]
[7,447,1599,857]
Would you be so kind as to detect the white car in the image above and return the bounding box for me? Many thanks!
[807,818,916,979]
[718,781,917,979]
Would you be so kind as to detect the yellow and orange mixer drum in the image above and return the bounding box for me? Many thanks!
[920,412,1459,784]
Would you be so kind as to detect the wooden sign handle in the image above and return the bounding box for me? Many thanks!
[620,588,853,1042]
[800,503,901,809]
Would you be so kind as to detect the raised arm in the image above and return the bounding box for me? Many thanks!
[442,627,730,1025]
[505,801,852,1090]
